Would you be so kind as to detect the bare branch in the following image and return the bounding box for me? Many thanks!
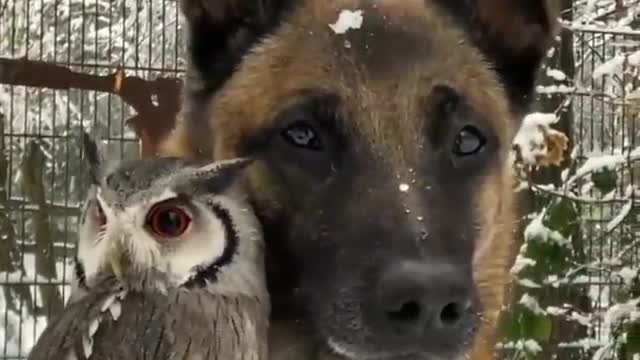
[19,140,64,316]
[0,57,182,157]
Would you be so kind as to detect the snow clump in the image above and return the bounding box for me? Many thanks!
[329,9,364,34]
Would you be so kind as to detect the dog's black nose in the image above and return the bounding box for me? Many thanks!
[374,260,474,336]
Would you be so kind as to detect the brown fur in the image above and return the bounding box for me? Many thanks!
[162,0,558,358]
[474,0,559,55]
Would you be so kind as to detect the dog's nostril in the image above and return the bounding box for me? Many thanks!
[439,302,464,326]
[387,301,422,322]
[374,260,475,337]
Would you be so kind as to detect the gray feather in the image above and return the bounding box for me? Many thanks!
[30,273,268,360]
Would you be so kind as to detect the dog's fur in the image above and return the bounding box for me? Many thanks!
[162,0,559,359]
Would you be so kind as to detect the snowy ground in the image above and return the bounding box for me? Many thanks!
[0,254,74,358]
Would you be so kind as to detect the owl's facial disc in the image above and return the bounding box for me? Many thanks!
[106,196,198,282]
[106,240,128,281]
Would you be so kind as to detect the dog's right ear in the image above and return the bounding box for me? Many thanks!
[180,0,291,96]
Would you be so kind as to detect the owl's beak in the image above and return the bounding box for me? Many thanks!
[107,240,128,281]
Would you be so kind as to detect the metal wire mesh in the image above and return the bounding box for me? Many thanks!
[0,1,638,359]
[0,0,185,357]
[552,28,640,357]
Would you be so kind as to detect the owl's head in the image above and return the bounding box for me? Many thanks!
[76,133,264,298]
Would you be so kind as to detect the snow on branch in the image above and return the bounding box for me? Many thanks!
[0,57,182,157]
[566,147,640,185]
[513,112,570,167]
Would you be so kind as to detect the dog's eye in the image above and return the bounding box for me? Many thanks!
[281,121,324,151]
[452,126,486,156]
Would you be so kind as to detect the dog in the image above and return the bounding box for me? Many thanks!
[161,0,559,359]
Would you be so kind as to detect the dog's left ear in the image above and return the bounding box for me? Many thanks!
[470,0,560,111]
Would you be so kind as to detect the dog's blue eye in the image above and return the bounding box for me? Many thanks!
[281,122,323,151]
[452,126,486,156]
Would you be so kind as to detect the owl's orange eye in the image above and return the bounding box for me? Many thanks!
[147,204,191,239]
[95,203,107,227]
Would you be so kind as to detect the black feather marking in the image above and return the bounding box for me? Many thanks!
[81,130,102,185]
[74,257,89,291]
[183,338,193,360]
[183,203,238,289]
[151,324,165,360]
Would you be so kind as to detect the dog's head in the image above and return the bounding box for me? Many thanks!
[166,0,558,358]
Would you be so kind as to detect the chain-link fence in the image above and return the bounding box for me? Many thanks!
[526,27,640,359]
[1,1,639,359]
[0,0,184,357]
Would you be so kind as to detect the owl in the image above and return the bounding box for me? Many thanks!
[28,133,269,360]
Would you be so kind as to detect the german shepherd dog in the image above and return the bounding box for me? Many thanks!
[161,0,559,359]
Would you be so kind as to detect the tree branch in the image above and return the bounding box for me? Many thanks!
[19,140,64,316]
[0,57,182,157]
[0,113,34,313]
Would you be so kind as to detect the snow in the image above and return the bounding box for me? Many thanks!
[545,275,560,288]
[603,298,640,331]
[0,254,75,356]
[513,339,543,354]
[546,68,567,81]
[519,293,546,315]
[558,337,607,350]
[569,312,592,327]
[584,0,599,19]
[0,271,69,284]
[329,9,364,34]
[524,209,571,247]
[547,306,568,316]
[398,183,410,192]
[593,54,625,78]
[517,278,542,289]
[523,340,543,354]
[618,267,638,285]
[592,342,615,360]
[628,50,640,65]
[510,254,536,275]
[536,84,575,94]
[499,340,544,354]
[567,147,640,185]
[605,200,633,232]
[513,112,562,166]
[574,155,623,178]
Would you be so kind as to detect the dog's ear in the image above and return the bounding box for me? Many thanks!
[469,0,560,111]
[180,0,290,96]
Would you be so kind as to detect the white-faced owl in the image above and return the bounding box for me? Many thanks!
[28,133,269,360]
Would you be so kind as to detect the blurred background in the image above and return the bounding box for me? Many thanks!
[0,0,639,359]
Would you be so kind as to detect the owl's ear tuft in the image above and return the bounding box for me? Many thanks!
[176,157,253,194]
[81,130,103,185]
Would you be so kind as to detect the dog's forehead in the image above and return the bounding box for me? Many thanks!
[261,0,505,110]
[214,0,514,158]
[298,0,442,79]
